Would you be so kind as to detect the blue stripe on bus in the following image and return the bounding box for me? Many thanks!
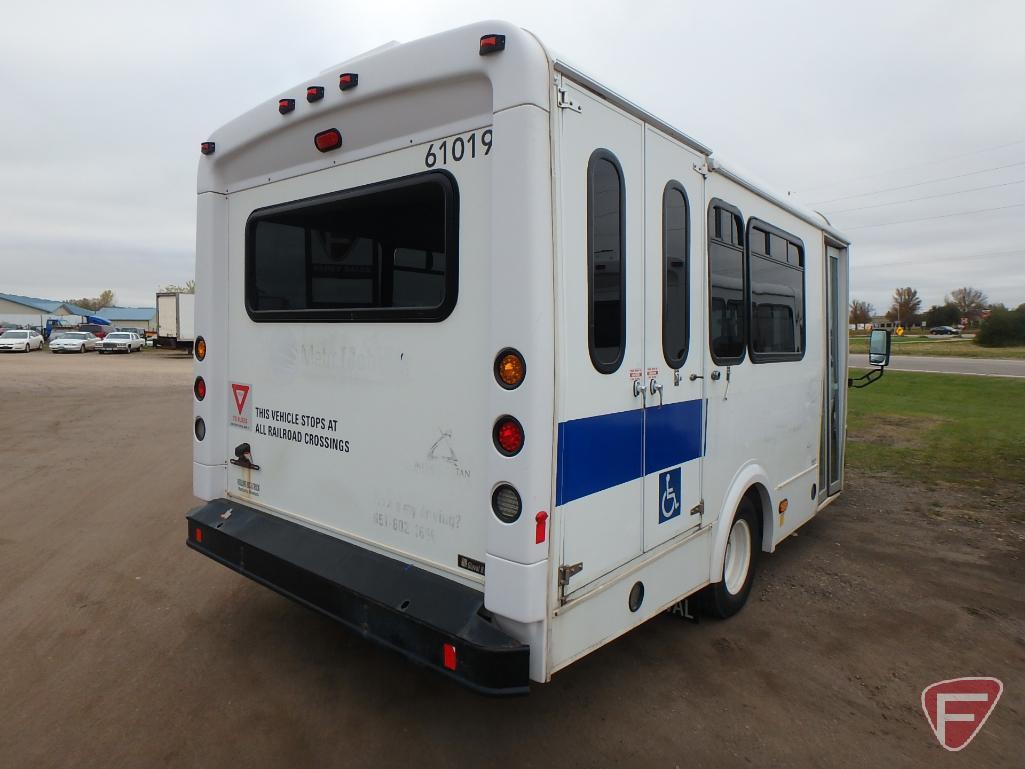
[555,398,704,506]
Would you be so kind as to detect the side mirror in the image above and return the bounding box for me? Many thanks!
[868,329,891,367]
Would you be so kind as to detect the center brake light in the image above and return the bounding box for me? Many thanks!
[314,129,343,153]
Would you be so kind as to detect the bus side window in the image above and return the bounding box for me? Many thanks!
[587,150,626,374]
[662,182,690,368]
[748,221,805,362]
[708,200,746,364]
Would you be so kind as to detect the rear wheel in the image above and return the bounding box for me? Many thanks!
[704,497,759,619]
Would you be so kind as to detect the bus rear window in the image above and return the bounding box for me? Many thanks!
[245,172,458,322]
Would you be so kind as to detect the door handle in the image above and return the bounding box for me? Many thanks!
[710,370,722,381]
[649,378,663,407]
[633,379,645,399]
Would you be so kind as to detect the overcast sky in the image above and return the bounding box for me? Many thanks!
[1,0,1023,312]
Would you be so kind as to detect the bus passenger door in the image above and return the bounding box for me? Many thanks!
[555,81,645,597]
[642,128,705,551]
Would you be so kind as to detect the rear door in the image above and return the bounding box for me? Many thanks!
[222,130,494,583]
[556,83,645,595]
[641,128,705,551]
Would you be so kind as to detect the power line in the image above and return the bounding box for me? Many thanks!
[792,138,1025,194]
[844,202,1025,230]
[826,179,1025,215]
[853,249,1024,269]
[809,160,1025,206]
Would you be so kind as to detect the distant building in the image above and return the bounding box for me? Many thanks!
[96,306,157,331]
[0,293,94,327]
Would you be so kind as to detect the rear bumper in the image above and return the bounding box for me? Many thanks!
[186,499,530,695]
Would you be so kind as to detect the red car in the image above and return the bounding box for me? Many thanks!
[78,323,113,339]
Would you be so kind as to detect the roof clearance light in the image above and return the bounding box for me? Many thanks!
[338,73,358,91]
[314,128,343,153]
[479,34,506,55]
[194,376,206,401]
[306,86,325,102]
[278,99,295,115]
[493,416,524,456]
[200,142,215,156]
[195,336,206,361]
[195,527,203,544]
[494,348,526,389]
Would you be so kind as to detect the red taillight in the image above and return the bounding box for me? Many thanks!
[195,527,203,543]
[314,128,343,153]
[306,85,324,102]
[479,34,506,55]
[194,376,206,401]
[200,141,215,155]
[493,416,524,456]
[443,643,457,671]
[278,98,295,114]
[338,72,358,91]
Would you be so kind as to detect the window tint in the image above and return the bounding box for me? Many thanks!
[748,221,805,361]
[708,201,745,363]
[246,172,457,322]
[587,150,625,373]
[662,182,689,368]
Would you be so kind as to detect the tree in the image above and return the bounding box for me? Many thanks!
[849,299,874,325]
[976,305,1025,347]
[66,289,116,312]
[948,286,988,324]
[162,280,195,294]
[888,287,922,325]
[924,303,960,327]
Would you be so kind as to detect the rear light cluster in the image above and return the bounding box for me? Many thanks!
[491,347,532,530]
[194,336,207,442]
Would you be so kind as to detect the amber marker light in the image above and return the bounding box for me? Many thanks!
[494,348,526,389]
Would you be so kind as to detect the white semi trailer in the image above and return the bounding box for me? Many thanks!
[186,21,890,694]
[156,291,195,350]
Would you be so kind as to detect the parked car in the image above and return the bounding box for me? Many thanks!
[99,332,144,353]
[79,323,114,339]
[0,329,43,352]
[50,331,99,353]
[929,326,960,336]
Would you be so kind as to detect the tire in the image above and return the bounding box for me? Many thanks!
[703,497,759,619]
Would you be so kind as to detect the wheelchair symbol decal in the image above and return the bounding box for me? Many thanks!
[658,467,682,524]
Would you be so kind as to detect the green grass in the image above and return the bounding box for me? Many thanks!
[846,369,1025,488]
[848,336,1025,359]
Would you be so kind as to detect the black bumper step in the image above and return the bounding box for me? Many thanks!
[186,499,530,695]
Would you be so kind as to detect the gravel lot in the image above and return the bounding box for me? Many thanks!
[1,351,1022,768]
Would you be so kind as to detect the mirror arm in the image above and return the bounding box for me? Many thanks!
[848,367,885,389]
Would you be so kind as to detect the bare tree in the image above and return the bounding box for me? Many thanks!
[948,286,988,324]
[849,299,874,325]
[66,289,116,312]
[162,280,196,294]
[888,287,922,325]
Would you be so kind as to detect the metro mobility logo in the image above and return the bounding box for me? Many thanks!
[921,677,1003,751]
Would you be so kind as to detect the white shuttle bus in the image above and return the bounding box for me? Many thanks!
[187,22,878,694]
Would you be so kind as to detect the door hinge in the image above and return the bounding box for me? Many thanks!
[693,161,710,178]
[690,500,704,518]
[557,88,581,113]
[559,562,583,586]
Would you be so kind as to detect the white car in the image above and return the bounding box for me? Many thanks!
[0,329,43,352]
[50,331,99,353]
[99,331,144,354]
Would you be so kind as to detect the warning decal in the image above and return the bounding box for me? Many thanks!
[230,383,252,430]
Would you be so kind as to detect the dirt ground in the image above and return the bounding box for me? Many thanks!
[1,351,1022,768]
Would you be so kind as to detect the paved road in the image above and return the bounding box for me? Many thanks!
[850,353,1025,378]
